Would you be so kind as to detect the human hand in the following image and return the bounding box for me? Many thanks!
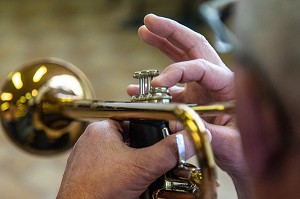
[127,14,248,193]
[56,120,180,199]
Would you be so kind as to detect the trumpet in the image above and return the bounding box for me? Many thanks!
[0,58,234,199]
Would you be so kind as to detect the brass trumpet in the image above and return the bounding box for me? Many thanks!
[0,58,234,199]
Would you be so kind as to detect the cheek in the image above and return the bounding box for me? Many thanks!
[236,83,261,161]
[234,70,271,176]
[235,73,253,154]
[234,70,247,136]
[234,69,256,142]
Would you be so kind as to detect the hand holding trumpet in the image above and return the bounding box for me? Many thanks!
[57,14,248,199]
[57,0,300,198]
[129,13,247,190]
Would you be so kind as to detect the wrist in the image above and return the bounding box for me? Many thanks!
[230,173,251,199]
[56,180,96,199]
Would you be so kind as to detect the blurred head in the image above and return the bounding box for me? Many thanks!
[233,0,300,197]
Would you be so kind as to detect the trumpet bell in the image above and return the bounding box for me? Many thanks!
[0,58,95,155]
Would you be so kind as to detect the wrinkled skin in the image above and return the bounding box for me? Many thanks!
[128,14,246,179]
[57,120,180,199]
[57,14,248,199]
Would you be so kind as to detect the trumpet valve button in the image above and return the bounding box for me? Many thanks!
[132,69,160,101]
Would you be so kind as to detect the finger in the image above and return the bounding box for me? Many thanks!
[135,131,195,179]
[169,120,185,133]
[133,134,177,180]
[127,84,185,102]
[138,25,187,62]
[151,60,234,100]
[204,122,246,175]
[127,84,139,96]
[127,83,191,104]
[70,120,127,163]
[204,122,240,161]
[141,14,224,65]
[80,120,125,144]
[169,119,212,141]
[119,121,130,145]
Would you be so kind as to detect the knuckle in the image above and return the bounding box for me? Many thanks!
[198,34,208,43]
[195,58,210,67]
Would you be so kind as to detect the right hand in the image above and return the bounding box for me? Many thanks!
[57,120,181,199]
[127,14,248,186]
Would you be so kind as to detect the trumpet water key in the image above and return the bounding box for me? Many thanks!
[0,58,234,199]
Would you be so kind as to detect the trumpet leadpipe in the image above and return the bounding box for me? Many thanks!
[59,100,235,122]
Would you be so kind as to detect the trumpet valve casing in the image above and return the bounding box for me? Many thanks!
[131,69,172,103]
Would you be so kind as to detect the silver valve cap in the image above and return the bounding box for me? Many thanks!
[133,69,159,79]
[131,69,171,103]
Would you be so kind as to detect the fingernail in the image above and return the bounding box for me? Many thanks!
[148,13,157,17]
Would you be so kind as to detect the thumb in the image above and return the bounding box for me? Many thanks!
[133,134,178,181]
[133,131,199,182]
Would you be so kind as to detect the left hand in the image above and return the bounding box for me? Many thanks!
[56,120,180,199]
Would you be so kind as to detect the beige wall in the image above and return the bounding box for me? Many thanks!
[0,1,236,198]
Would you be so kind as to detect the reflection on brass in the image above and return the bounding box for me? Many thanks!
[0,58,235,199]
[0,58,95,155]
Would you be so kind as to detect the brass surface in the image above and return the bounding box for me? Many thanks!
[0,58,95,155]
[0,59,236,198]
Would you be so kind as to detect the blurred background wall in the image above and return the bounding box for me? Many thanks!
[0,0,237,198]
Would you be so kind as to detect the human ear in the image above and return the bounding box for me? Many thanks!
[235,67,282,177]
